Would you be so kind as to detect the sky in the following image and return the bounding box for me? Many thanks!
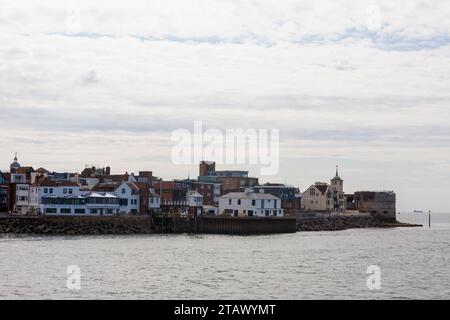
[1,0,450,212]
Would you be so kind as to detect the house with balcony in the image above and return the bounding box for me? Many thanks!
[41,192,120,215]
[92,182,140,214]
[30,177,82,214]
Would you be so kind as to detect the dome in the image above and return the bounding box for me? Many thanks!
[10,153,20,170]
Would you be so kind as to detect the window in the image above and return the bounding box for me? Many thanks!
[49,188,53,194]
[252,200,256,206]
[106,209,113,214]
[74,209,85,214]
[45,208,57,214]
[248,210,254,217]
[90,209,98,214]
[63,188,67,194]
[228,199,231,205]
[44,188,48,194]
[69,189,73,194]
[265,210,269,216]
[60,208,71,214]
[237,199,241,205]
[150,198,154,204]
[122,188,126,194]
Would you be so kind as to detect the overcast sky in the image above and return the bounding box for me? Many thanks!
[1,0,450,212]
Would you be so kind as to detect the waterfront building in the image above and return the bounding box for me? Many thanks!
[186,190,203,207]
[134,182,161,214]
[30,177,81,214]
[218,191,283,217]
[353,191,396,220]
[301,167,346,213]
[9,163,35,215]
[92,182,140,214]
[186,190,203,216]
[41,192,120,215]
[148,188,161,212]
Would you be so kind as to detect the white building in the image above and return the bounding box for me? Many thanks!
[92,182,140,214]
[14,183,31,214]
[218,191,283,217]
[30,178,121,215]
[41,192,120,215]
[148,188,161,210]
[186,190,203,207]
[9,162,35,215]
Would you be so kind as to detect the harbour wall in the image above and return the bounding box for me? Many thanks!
[0,215,153,235]
[297,215,420,231]
[152,216,297,234]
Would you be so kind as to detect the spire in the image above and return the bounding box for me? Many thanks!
[14,152,17,161]
[332,165,342,181]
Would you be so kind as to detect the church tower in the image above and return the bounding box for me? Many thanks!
[330,165,343,193]
[329,165,344,212]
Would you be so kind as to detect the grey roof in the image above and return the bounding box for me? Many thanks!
[220,192,280,200]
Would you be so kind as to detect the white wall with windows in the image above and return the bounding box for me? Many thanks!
[218,192,283,217]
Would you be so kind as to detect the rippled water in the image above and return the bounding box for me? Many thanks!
[1,213,449,299]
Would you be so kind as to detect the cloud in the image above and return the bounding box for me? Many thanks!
[0,0,449,211]
[81,69,99,85]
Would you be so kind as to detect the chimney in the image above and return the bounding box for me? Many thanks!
[105,166,111,175]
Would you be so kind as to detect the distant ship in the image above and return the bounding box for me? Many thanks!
[413,210,424,213]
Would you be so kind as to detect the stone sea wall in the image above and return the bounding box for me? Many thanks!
[297,215,420,231]
[0,214,420,235]
[0,215,153,235]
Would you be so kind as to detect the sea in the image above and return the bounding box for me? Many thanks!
[0,212,449,299]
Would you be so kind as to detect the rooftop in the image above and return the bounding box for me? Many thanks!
[220,191,280,200]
